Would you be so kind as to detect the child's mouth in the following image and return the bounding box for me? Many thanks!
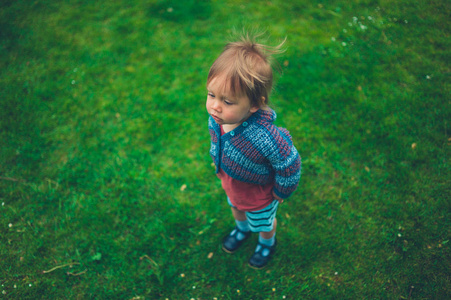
[211,114,222,122]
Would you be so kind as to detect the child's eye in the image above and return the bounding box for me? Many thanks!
[224,100,233,105]
[208,92,215,98]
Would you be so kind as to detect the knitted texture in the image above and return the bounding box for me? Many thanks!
[208,109,301,199]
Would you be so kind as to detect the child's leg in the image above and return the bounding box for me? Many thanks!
[222,200,251,253]
[231,206,246,221]
[259,218,277,241]
[230,206,250,239]
[247,201,279,269]
[256,218,277,255]
[227,196,250,233]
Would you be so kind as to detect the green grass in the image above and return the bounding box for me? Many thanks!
[1,0,449,299]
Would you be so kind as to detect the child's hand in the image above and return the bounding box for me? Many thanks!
[273,191,284,203]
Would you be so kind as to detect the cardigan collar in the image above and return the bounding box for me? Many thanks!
[211,109,277,140]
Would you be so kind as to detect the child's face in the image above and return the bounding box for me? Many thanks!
[206,77,258,128]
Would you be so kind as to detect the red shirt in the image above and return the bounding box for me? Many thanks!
[217,125,274,211]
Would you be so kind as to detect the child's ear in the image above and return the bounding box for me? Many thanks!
[250,106,259,113]
[250,96,265,113]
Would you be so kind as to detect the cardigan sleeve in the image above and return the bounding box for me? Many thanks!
[266,127,302,199]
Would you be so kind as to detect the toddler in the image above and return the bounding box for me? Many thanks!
[206,34,301,269]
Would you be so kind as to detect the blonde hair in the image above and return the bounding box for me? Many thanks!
[207,33,285,109]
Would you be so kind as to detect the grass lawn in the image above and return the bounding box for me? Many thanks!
[1,0,449,299]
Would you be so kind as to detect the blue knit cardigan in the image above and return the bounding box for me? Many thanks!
[208,109,301,199]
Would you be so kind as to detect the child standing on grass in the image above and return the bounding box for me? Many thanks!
[206,34,301,269]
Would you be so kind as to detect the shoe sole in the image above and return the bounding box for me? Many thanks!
[248,262,267,269]
[222,245,236,254]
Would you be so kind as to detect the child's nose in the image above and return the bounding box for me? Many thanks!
[212,100,221,112]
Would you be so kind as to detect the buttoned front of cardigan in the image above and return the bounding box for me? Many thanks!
[208,109,301,199]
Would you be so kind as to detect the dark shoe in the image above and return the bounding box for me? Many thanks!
[222,227,251,253]
[248,239,277,269]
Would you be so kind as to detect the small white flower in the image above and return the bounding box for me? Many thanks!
[342,42,347,46]
[368,16,373,20]
[9,223,12,228]
[348,22,353,26]
[426,75,431,80]
[2,202,4,206]
[353,16,358,23]
[71,80,76,85]
[283,296,286,299]
[29,283,32,287]
[360,24,367,30]
[343,29,348,33]
[167,7,173,13]
[335,272,338,275]
[2,290,6,295]
[14,285,17,289]
[405,20,408,24]
[398,233,402,237]
[331,37,336,42]
[192,285,196,289]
